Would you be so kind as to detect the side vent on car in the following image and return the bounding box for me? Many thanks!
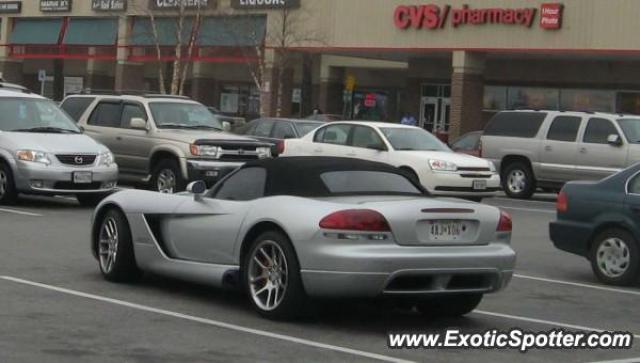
[143,214,176,258]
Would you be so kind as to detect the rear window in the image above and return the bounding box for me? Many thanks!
[320,171,422,195]
[60,97,95,122]
[484,112,546,138]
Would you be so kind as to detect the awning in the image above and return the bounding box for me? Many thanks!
[198,16,266,47]
[130,17,196,47]
[130,15,266,47]
[64,18,118,46]
[9,18,63,45]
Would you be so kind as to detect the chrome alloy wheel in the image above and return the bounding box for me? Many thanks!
[248,241,288,312]
[507,169,526,194]
[0,169,6,198]
[157,169,176,194]
[98,217,119,274]
[596,237,631,278]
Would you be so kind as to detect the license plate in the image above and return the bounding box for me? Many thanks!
[73,171,93,184]
[473,180,487,190]
[429,220,463,241]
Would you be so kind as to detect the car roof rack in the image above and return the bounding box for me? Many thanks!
[70,89,190,99]
[0,81,31,94]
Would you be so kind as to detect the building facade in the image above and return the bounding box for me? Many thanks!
[1,0,640,138]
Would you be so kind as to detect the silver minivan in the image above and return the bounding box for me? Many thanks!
[482,110,640,199]
[0,87,118,205]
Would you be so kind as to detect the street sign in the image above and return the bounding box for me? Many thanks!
[38,70,46,82]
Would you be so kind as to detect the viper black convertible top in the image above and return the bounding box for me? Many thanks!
[241,156,428,197]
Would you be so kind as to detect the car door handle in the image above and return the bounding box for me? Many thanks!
[544,145,552,152]
[116,136,123,141]
[313,148,322,153]
[579,147,587,154]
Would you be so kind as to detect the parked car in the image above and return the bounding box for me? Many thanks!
[207,107,246,132]
[61,93,271,193]
[550,163,640,286]
[281,122,500,200]
[238,118,324,156]
[0,87,117,206]
[482,110,640,199]
[450,131,482,157]
[306,114,342,122]
[91,156,515,319]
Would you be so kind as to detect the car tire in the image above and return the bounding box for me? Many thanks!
[242,230,307,320]
[589,228,639,286]
[0,162,17,205]
[415,293,483,318]
[96,208,141,283]
[503,162,535,199]
[77,193,109,207]
[151,159,186,194]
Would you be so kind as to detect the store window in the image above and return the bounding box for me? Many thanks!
[219,85,260,117]
[508,87,559,110]
[617,92,640,115]
[560,90,614,112]
[484,86,508,111]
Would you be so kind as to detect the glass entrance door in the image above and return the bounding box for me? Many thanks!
[420,84,451,132]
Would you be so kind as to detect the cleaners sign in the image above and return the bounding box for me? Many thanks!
[394,3,563,30]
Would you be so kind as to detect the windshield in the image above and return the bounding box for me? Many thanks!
[380,127,449,151]
[150,102,223,130]
[295,122,322,136]
[618,118,640,143]
[321,171,423,195]
[0,98,80,133]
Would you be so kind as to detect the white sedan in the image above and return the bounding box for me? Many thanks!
[280,121,500,199]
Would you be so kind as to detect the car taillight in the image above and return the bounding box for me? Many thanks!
[319,209,391,232]
[497,210,512,232]
[557,191,568,213]
[276,140,285,155]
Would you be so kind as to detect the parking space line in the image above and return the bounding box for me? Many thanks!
[0,276,413,363]
[497,206,555,214]
[0,208,43,217]
[474,310,640,339]
[514,274,640,297]
[588,358,640,363]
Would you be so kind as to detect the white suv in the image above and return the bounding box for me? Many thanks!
[281,121,500,199]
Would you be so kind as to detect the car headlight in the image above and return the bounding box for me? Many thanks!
[98,151,114,167]
[190,145,221,158]
[16,150,51,165]
[256,147,272,158]
[429,159,457,172]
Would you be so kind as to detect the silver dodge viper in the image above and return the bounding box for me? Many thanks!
[91,157,516,320]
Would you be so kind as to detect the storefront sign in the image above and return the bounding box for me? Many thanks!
[0,1,21,14]
[230,0,300,10]
[540,3,563,30]
[150,0,212,9]
[40,0,71,12]
[394,3,564,30]
[92,0,127,11]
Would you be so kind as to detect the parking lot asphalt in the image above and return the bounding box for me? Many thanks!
[1,194,640,363]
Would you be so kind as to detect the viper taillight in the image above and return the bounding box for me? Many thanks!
[497,210,512,232]
[557,191,568,213]
[319,209,391,232]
